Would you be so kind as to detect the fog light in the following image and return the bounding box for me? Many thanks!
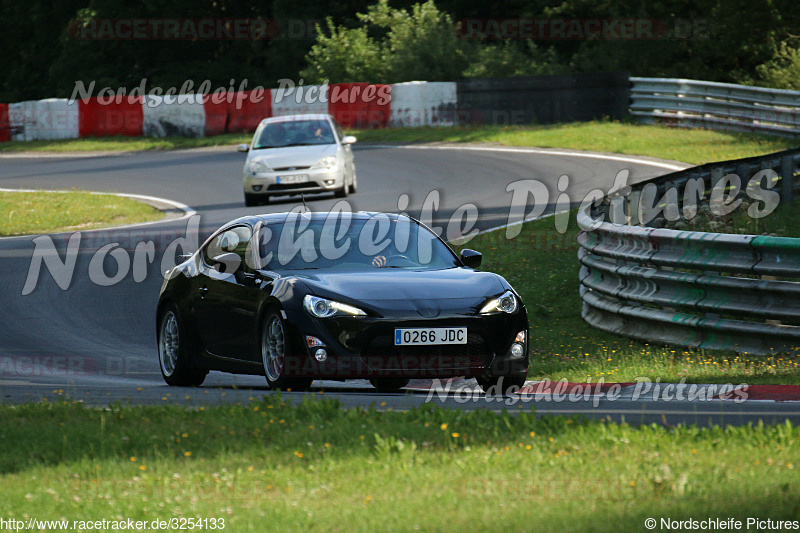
[306,336,325,348]
[314,348,327,362]
[325,179,335,185]
[510,343,524,358]
[252,185,262,192]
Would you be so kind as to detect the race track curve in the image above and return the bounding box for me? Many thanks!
[3,143,792,426]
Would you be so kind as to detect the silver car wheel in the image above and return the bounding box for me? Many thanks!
[263,315,286,382]
[159,311,179,377]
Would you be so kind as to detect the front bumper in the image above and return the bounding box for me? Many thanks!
[243,167,345,197]
[282,308,529,379]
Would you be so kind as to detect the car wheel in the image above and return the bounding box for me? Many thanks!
[245,193,260,207]
[334,182,349,198]
[476,372,527,396]
[369,377,409,393]
[158,303,207,387]
[348,172,358,194]
[261,309,312,391]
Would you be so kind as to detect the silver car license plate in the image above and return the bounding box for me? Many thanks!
[276,175,308,184]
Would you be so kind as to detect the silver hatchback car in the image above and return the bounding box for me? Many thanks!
[239,114,357,206]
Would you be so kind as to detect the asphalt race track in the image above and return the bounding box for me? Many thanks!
[1,144,796,426]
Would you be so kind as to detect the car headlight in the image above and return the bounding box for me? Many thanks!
[479,290,518,314]
[311,156,337,169]
[248,160,271,173]
[303,295,366,318]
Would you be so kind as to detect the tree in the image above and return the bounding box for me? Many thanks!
[753,41,800,90]
[301,20,385,83]
[302,0,473,83]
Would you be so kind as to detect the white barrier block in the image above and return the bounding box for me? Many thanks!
[142,94,206,138]
[9,99,79,141]
[271,84,329,117]
[388,81,457,127]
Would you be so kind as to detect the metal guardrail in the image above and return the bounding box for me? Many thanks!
[577,147,800,354]
[630,77,800,136]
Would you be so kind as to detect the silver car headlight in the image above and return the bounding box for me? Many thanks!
[311,156,337,169]
[303,295,366,318]
[479,290,518,314]
[248,160,271,173]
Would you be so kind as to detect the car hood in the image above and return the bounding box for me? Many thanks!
[295,268,507,317]
[247,144,337,168]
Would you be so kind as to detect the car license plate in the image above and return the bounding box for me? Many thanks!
[276,175,308,184]
[394,327,467,346]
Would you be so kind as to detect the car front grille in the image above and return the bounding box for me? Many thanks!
[267,182,320,191]
[360,333,490,373]
[273,166,311,171]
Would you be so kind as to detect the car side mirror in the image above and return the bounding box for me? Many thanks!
[237,144,250,153]
[210,252,241,273]
[342,136,357,145]
[460,249,482,269]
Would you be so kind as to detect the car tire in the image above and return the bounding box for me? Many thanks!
[261,309,312,391]
[369,377,410,393]
[348,172,358,194]
[334,183,349,198]
[157,303,208,387]
[245,193,260,207]
[476,372,527,396]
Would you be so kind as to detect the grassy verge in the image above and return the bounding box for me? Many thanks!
[0,190,163,236]
[1,397,797,532]
[351,121,797,165]
[451,211,800,385]
[1,121,795,164]
[0,133,251,153]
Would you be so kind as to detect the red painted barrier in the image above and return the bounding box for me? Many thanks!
[203,90,272,136]
[329,83,390,129]
[79,97,143,137]
[203,95,228,137]
[227,90,272,133]
[0,103,10,142]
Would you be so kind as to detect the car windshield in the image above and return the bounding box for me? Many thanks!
[253,215,460,271]
[253,119,335,149]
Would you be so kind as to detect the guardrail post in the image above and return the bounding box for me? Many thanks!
[781,155,794,207]
[710,167,724,191]
[609,194,626,225]
[627,190,641,225]
[735,163,750,203]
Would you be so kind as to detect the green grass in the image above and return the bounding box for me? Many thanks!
[350,121,797,165]
[0,133,251,152]
[1,396,798,532]
[450,211,800,385]
[2,121,796,164]
[0,190,163,236]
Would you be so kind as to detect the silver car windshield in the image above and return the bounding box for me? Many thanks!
[253,119,336,149]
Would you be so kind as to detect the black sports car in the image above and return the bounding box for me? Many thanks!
[156,211,529,393]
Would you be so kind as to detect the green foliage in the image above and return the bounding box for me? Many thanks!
[753,41,800,90]
[5,0,800,101]
[463,42,567,78]
[363,0,472,82]
[301,20,384,83]
[303,0,475,83]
